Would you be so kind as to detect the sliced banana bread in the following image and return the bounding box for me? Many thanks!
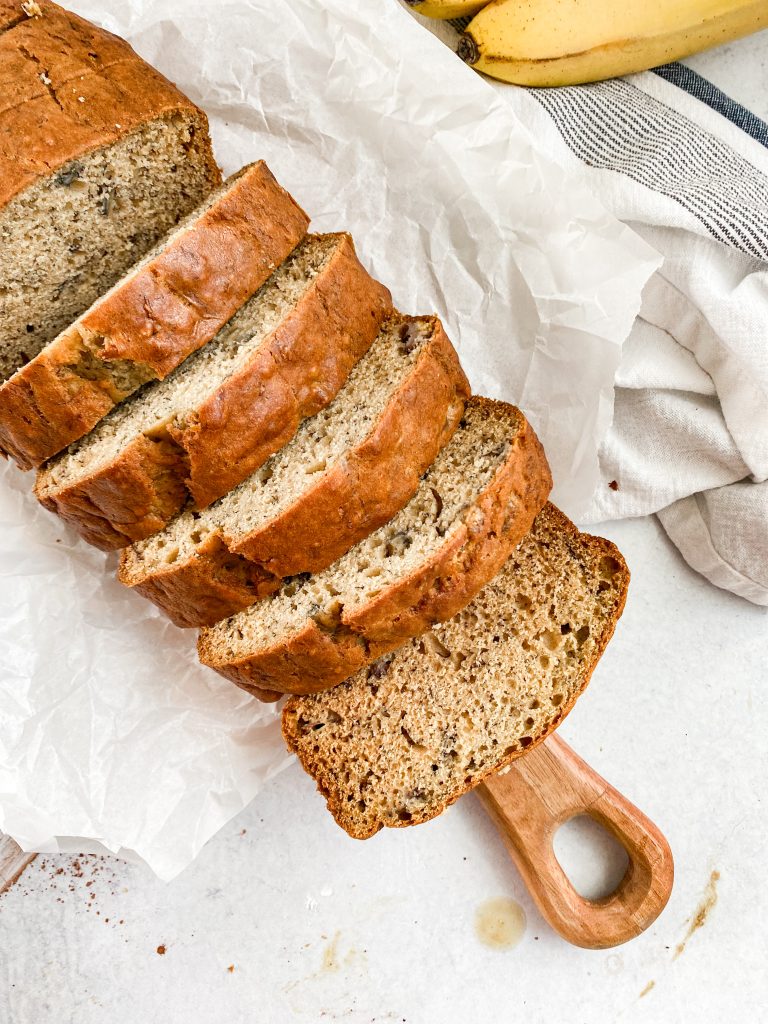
[198,397,552,700]
[282,504,630,838]
[0,162,309,470]
[118,315,470,627]
[35,234,392,549]
[0,0,220,398]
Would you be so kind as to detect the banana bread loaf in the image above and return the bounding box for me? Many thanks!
[35,234,391,548]
[0,0,221,404]
[118,314,470,625]
[283,504,629,838]
[198,396,552,700]
[0,162,309,469]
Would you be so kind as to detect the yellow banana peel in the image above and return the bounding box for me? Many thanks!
[459,0,768,86]
[404,0,488,20]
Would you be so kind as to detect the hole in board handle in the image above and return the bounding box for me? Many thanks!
[553,814,630,901]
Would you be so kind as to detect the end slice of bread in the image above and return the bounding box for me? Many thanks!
[198,396,552,700]
[282,504,630,839]
[118,315,470,627]
[0,0,220,386]
[35,233,392,549]
[0,162,309,470]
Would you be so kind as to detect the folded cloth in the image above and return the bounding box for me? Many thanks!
[418,13,768,606]
[516,72,768,607]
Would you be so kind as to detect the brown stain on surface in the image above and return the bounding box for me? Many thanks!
[639,980,655,998]
[321,931,341,972]
[674,869,720,960]
[284,932,367,995]
[474,897,526,950]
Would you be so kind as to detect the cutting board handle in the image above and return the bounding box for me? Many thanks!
[476,733,674,949]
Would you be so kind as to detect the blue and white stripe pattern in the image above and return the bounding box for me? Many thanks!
[527,70,768,260]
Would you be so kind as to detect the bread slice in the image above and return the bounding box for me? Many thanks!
[0,0,220,408]
[0,162,309,470]
[34,233,391,549]
[282,504,629,838]
[118,315,470,627]
[198,396,552,700]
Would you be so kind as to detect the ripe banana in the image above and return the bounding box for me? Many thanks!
[458,0,768,86]
[404,0,489,20]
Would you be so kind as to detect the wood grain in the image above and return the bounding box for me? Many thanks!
[0,834,36,894]
[477,734,674,949]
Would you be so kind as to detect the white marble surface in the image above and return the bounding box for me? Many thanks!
[2,32,768,1024]
[685,31,768,121]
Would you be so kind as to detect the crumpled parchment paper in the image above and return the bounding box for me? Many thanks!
[0,0,660,878]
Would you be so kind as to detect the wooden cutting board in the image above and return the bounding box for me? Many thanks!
[0,735,673,948]
[477,733,674,948]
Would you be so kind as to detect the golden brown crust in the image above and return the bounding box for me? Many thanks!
[84,163,308,375]
[169,235,393,509]
[122,533,282,630]
[346,404,551,643]
[200,399,553,697]
[0,3,27,31]
[282,504,631,839]
[35,234,393,550]
[233,319,470,575]
[0,1,218,208]
[349,527,629,839]
[118,316,470,627]
[0,163,309,470]
[35,434,189,549]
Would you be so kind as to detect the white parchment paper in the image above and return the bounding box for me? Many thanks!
[0,0,660,878]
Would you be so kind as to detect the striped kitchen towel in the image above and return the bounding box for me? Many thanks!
[425,15,768,607]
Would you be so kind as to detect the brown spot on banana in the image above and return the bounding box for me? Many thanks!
[469,38,636,66]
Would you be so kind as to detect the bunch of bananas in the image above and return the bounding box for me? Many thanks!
[406,0,768,86]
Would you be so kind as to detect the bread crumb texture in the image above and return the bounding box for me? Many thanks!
[204,397,526,660]
[40,235,339,491]
[121,315,466,626]
[0,1,219,380]
[0,114,214,382]
[283,504,629,838]
[137,317,436,563]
